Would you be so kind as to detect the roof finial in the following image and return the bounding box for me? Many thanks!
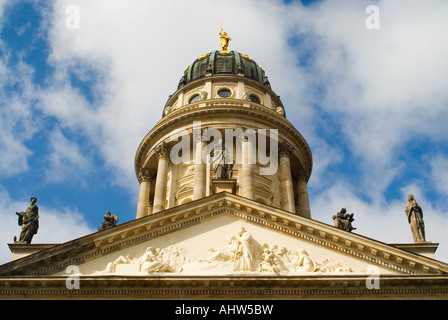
[218,24,231,54]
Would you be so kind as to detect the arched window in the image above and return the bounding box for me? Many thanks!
[249,94,261,104]
[189,94,200,104]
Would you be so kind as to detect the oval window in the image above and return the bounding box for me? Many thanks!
[249,94,260,104]
[189,94,200,104]
[217,89,232,98]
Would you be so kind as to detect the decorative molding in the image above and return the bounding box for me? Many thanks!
[138,168,155,183]
[134,103,313,179]
[0,275,448,299]
[1,193,447,278]
[154,142,170,159]
[279,141,293,158]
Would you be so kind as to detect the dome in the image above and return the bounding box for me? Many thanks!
[178,50,268,89]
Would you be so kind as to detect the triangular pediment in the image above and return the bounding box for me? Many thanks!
[1,193,447,278]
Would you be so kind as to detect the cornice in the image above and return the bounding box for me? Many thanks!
[165,74,284,113]
[0,274,447,299]
[1,193,447,278]
[134,103,313,179]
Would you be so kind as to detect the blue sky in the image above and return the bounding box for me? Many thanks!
[0,0,447,264]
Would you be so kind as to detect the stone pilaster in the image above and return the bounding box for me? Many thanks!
[279,142,295,213]
[153,142,170,214]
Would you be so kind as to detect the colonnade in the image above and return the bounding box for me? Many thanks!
[135,138,311,219]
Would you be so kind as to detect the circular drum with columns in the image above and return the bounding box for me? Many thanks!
[134,49,312,219]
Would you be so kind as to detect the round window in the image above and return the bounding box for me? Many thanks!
[217,89,232,98]
[249,94,260,104]
[189,94,200,104]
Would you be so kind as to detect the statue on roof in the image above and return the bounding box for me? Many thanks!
[218,24,232,54]
[333,208,356,232]
[15,197,39,244]
[405,194,426,243]
[98,211,119,231]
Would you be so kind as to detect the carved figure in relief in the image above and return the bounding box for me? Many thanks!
[276,247,291,264]
[256,248,288,273]
[318,258,353,273]
[200,91,208,101]
[103,254,134,273]
[198,228,354,275]
[139,247,175,273]
[292,249,316,272]
[97,246,187,275]
[94,227,358,276]
[233,227,262,271]
[257,248,277,272]
[204,236,238,263]
[170,247,188,272]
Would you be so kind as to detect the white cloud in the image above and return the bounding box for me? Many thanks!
[430,155,448,196]
[44,128,92,184]
[291,0,448,164]
[0,59,38,177]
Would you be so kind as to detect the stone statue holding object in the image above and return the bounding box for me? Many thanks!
[405,194,426,243]
[98,211,119,231]
[218,24,232,54]
[15,197,39,244]
[212,139,234,180]
[332,208,356,232]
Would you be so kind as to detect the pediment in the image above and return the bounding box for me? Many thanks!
[1,193,447,277]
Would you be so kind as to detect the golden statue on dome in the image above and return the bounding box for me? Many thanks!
[218,24,232,54]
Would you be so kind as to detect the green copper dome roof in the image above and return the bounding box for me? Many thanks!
[178,50,267,88]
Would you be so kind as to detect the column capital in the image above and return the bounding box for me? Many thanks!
[155,142,170,159]
[138,168,156,183]
[292,170,310,182]
[279,141,293,158]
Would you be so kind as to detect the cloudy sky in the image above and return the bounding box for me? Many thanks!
[0,0,447,265]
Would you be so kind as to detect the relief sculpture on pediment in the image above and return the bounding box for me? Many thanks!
[93,227,355,276]
[95,246,188,275]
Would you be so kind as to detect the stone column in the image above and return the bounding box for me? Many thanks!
[240,134,255,199]
[279,142,295,213]
[152,142,170,214]
[136,169,154,219]
[296,174,311,218]
[193,131,207,200]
